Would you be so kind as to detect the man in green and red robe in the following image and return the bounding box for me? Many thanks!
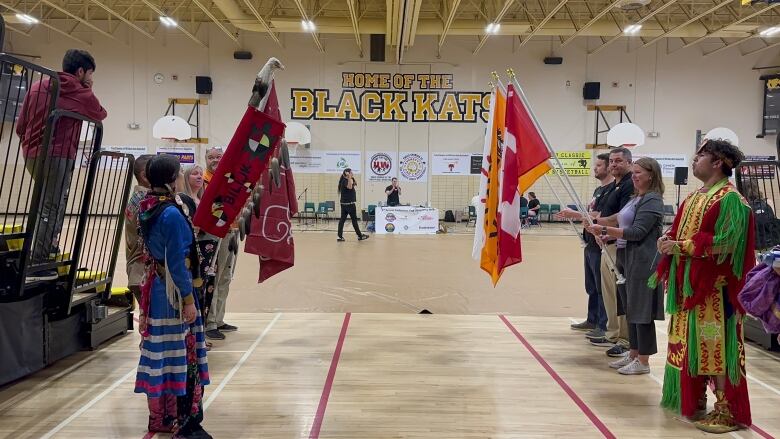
[652,139,755,434]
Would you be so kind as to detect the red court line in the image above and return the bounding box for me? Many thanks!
[499,315,617,439]
[309,313,352,439]
[750,424,776,439]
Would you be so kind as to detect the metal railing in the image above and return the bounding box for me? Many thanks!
[0,52,132,312]
[735,156,780,251]
[0,53,60,298]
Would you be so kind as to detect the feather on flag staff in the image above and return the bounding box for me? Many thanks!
[193,57,286,238]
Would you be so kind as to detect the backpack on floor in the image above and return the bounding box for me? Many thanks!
[444,210,456,222]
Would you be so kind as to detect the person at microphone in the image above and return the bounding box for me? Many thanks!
[385,178,401,206]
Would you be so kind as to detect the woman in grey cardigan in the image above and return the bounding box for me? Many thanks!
[586,157,665,375]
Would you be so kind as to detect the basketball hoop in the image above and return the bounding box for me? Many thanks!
[153,115,191,141]
[607,122,645,148]
[703,127,739,147]
[284,121,311,147]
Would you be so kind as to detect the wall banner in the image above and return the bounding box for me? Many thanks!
[399,152,428,182]
[323,151,361,174]
[366,151,397,182]
[432,152,472,175]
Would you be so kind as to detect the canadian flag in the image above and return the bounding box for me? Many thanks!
[495,84,552,277]
[496,88,522,274]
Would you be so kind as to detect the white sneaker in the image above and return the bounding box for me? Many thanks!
[617,359,650,375]
[608,353,633,369]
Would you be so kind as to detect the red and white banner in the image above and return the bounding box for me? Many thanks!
[193,83,285,238]
[244,151,299,282]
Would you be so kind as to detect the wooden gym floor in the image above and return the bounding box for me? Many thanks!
[1,229,779,438]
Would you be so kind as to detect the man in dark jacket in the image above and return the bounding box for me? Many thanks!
[17,49,107,281]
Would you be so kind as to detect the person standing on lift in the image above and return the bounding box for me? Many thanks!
[337,168,369,242]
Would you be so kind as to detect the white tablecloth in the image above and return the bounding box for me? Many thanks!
[375,206,439,234]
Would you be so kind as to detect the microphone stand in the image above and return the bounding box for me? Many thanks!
[297,187,310,226]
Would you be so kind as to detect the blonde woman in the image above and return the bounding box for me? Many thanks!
[183,165,205,205]
[586,157,666,375]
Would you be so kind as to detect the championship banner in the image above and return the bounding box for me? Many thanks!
[289,149,324,173]
[632,153,688,177]
[366,151,397,182]
[432,153,471,175]
[399,152,428,182]
[78,145,148,169]
[157,145,196,165]
[547,151,590,176]
[193,106,285,237]
[324,151,361,174]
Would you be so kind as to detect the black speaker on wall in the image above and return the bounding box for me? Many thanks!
[674,167,689,185]
[370,34,385,62]
[196,76,212,94]
[544,56,563,65]
[583,82,600,100]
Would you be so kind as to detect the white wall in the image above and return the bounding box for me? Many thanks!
[4,25,779,211]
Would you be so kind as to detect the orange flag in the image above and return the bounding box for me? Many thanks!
[479,89,506,285]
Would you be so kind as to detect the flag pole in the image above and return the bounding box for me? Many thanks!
[542,175,587,248]
[492,75,586,246]
[504,69,625,284]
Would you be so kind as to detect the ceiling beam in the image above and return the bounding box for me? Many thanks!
[640,0,732,48]
[91,0,154,39]
[346,0,362,56]
[672,3,779,53]
[472,0,514,54]
[560,0,622,47]
[0,1,90,45]
[191,0,239,43]
[589,0,679,55]
[438,0,460,49]
[673,0,727,49]
[240,0,281,46]
[517,0,568,49]
[293,0,325,52]
[742,38,780,57]
[6,24,31,36]
[702,35,752,57]
[140,0,207,47]
[41,0,115,39]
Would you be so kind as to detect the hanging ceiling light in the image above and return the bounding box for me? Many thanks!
[159,16,178,27]
[759,26,780,37]
[485,23,500,34]
[16,13,39,24]
[301,20,316,32]
[624,24,642,35]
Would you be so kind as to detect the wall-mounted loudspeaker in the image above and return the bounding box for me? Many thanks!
[196,76,212,95]
[233,51,252,60]
[370,34,385,62]
[544,57,563,65]
[583,82,600,100]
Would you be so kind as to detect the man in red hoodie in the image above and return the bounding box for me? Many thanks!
[17,49,107,281]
